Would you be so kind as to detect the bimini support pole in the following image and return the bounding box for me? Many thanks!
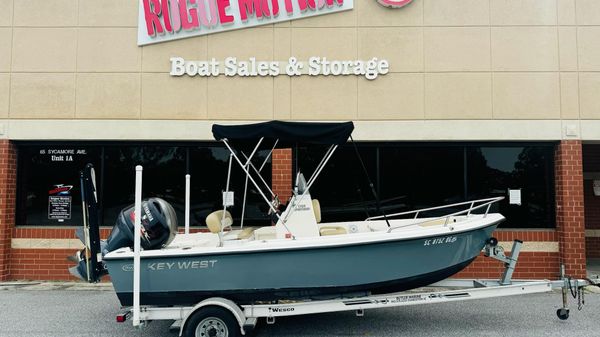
[133,165,143,328]
[221,139,294,236]
[185,174,190,235]
[305,145,337,193]
[238,138,266,228]
[306,145,336,188]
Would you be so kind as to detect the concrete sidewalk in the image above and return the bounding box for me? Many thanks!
[0,281,114,291]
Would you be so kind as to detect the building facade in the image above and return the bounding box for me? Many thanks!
[0,0,599,282]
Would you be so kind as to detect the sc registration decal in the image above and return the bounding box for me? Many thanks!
[377,0,414,8]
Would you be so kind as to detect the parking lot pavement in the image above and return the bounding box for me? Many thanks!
[1,284,599,337]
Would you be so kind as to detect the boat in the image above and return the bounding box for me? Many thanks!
[68,121,505,307]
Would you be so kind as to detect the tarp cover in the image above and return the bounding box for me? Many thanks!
[212,121,354,146]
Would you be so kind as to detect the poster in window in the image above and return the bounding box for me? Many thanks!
[48,184,73,221]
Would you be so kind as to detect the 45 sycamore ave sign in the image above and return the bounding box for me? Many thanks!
[138,0,354,45]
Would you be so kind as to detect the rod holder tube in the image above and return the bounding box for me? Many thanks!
[133,165,143,327]
[185,174,190,235]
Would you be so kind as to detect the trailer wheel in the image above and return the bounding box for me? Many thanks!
[556,308,570,320]
[184,307,240,337]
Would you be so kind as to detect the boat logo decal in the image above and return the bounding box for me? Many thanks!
[48,184,73,196]
[423,236,457,246]
[294,204,310,212]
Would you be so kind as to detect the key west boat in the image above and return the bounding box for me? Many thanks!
[69,121,504,307]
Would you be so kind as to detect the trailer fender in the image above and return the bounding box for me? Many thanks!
[179,297,246,336]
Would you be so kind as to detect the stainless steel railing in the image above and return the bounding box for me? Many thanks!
[364,197,505,233]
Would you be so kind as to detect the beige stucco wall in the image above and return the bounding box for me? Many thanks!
[1,0,600,140]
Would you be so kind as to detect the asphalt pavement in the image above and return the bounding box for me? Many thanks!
[1,282,599,337]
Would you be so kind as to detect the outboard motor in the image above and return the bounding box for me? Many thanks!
[103,198,178,254]
[68,164,178,282]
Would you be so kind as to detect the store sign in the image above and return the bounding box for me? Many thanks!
[170,56,390,80]
[138,0,354,46]
[376,0,414,8]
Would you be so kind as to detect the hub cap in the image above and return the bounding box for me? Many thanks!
[195,317,228,337]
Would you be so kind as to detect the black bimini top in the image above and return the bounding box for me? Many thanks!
[212,121,354,146]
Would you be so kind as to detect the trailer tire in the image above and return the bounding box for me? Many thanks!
[556,308,569,320]
[183,306,240,337]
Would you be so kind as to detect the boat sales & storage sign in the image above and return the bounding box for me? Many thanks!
[138,0,354,45]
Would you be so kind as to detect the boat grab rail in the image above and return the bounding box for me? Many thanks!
[363,197,504,233]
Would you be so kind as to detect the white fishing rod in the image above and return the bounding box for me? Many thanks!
[133,165,143,327]
[185,174,190,235]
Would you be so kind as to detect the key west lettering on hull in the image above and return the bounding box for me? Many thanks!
[138,0,353,45]
[121,260,219,272]
[148,260,218,270]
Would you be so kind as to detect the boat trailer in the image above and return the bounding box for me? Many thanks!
[117,233,600,337]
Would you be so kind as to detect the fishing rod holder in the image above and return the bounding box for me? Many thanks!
[483,238,522,286]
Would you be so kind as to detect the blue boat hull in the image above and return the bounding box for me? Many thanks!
[105,222,499,306]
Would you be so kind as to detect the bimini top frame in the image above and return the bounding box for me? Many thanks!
[211,121,354,241]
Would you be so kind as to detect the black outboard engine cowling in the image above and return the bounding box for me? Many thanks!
[104,198,178,254]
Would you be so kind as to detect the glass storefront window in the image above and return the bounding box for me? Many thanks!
[15,142,554,229]
[189,146,272,226]
[467,146,555,228]
[296,143,555,228]
[379,146,464,215]
[16,145,101,226]
[16,143,272,228]
[296,145,377,222]
[102,146,187,227]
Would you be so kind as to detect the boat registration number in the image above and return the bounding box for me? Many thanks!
[423,236,457,246]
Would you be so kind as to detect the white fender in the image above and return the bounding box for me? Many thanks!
[179,297,246,336]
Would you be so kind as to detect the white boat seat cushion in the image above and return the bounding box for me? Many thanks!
[206,210,233,233]
[254,226,277,240]
[222,227,256,240]
[312,199,321,223]
[319,226,347,236]
[167,233,219,248]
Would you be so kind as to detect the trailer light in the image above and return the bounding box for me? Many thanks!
[116,313,129,323]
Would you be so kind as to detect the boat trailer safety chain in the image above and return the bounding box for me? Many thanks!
[566,276,600,311]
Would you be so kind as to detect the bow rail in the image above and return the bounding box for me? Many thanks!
[364,197,505,233]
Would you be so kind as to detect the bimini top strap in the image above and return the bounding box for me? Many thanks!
[212,121,354,146]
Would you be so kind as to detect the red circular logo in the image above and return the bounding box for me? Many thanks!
[377,0,414,8]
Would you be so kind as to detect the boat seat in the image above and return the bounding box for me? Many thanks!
[222,227,256,240]
[312,199,321,223]
[206,210,233,233]
[167,233,219,249]
[254,226,277,240]
[319,226,347,236]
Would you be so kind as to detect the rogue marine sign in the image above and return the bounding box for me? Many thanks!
[138,0,417,45]
[138,0,354,45]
